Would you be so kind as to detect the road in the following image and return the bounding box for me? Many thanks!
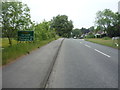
[2,38,64,88]
[46,38,118,88]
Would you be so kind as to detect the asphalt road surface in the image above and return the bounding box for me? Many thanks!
[46,38,118,88]
[2,38,64,88]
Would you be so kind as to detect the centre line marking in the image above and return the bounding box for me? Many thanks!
[94,49,111,58]
[85,44,91,48]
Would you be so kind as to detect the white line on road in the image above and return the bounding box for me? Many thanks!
[85,44,91,48]
[94,49,111,58]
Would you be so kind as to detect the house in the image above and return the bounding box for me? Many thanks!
[94,31,107,38]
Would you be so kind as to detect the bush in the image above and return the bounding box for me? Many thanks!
[86,34,95,38]
[102,37,111,40]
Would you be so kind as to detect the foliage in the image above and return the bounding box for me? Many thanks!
[95,9,119,37]
[1,2,60,65]
[80,27,90,34]
[34,21,56,41]
[88,26,94,32]
[2,38,17,48]
[85,32,95,38]
[50,15,74,38]
[2,20,59,65]
[95,9,115,30]
[72,28,82,38]
[94,26,103,33]
[2,2,33,45]
[107,12,120,37]
[102,37,111,40]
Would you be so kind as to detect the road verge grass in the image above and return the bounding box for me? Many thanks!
[2,38,58,65]
[2,38,17,48]
[85,38,120,49]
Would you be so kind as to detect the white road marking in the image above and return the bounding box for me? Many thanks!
[80,42,82,43]
[85,44,91,48]
[94,49,111,58]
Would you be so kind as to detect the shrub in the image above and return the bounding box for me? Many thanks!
[102,37,111,40]
[86,34,95,38]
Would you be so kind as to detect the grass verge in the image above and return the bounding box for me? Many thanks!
[85,38,120,49]
[2,38,17,48]
[2,38,59,65]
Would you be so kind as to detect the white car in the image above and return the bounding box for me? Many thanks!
[74,36,77,39]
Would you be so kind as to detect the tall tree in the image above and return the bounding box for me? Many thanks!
[94,26,103,34]
[50,15,74,37]
[95,9,119,37]
[88,26,94,33]
[2,2,32,45]
[107,12,120,37]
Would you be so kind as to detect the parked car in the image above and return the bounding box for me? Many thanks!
[79,37,83,39]
[73,36,77,39]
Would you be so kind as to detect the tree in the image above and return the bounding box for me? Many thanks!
[95,9,119,37]
[35,21,56,41]
[85,32,95,38]
[50,15,74,37]
[2,2,32,45]
[88,26,94,33]
[94,26,103,34]
[72,28,82,38]
[80,27,90,34]
[107,12,120,37]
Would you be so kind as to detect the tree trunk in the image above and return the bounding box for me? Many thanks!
[7,36,12,46]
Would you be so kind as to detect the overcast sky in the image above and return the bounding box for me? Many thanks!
[22,0,119,29]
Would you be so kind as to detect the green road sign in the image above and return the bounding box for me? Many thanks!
[18,31,34,41]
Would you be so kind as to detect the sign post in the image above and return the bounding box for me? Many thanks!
[18,31,34,42]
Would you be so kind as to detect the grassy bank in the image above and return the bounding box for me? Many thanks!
[2,38,59,65]
[85,38,120,49]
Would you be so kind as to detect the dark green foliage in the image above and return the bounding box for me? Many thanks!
[34,21,56,41]
[72,28,82,38]
[95,9,120,37]
[50,15,74,38]
[80,27,90,34]
[102,37,111,40]
[85,33,95,38]
[107,12,120,37]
